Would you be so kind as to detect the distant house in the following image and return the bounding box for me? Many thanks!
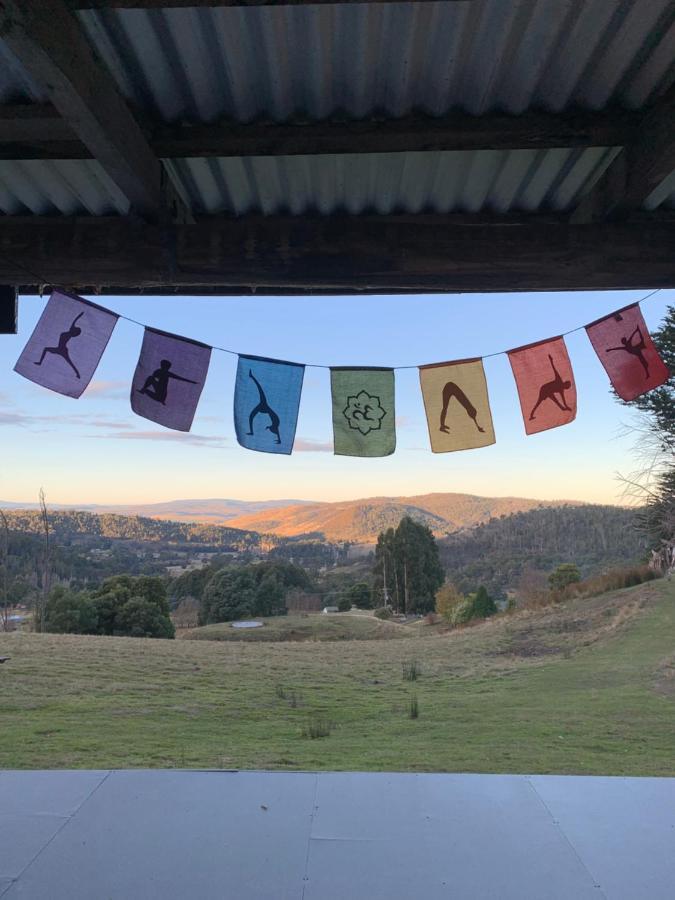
[322,606,339,614]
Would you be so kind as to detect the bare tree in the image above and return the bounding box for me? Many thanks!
[34,488,51,633]
[0,509,9,632]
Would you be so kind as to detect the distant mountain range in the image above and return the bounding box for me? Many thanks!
[1,493,587,543]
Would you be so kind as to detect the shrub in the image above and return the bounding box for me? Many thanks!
[549,563,582,592]
[408,696,419,719]
[115,597,175,639]
[302,716,333,739]
[435,582,464,622]
[349,582,373,609]
[44,587,97,635]
[337,596,352,612]
[373,606,393,620]
[402,659,421,681]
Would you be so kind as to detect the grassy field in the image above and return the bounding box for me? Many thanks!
[0,580,673,774]
[182,613,410,642]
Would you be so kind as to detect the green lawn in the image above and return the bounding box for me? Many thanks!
[182,613,410,642]
[1,580,673,774]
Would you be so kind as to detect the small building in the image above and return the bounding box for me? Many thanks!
[322,606,339,615]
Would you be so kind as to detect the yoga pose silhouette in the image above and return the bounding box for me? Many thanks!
[138,359,197,405]
[529,355,572,421]
[439,382,485,433]
[247,370,281,444]
[35,312,84,379]
[606,326,650,378]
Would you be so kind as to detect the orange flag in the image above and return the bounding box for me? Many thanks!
[419,358,495,452]
[508,336,576,435]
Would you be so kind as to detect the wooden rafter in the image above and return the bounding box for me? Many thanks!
[573,84,675,221]
[0,0,190,222]
[0,215,673,295]
[0,104,637,161]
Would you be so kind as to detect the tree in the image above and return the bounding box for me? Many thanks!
[0,510,9,632]
[34,488,51,633]
[372,517,444,614]
[435,583,464,622]
[44,586,97,635]
[115,597,175,639]
[337,596,351,612]
[471,586,498,618]
[548,563,581,591]
[348,582,372,609]
[200,567,257,624]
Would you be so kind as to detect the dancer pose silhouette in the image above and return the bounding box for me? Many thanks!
[529,355,572,421]
[138,359,197,405]
[606,326,650,378]
[247,370,281,444]
[35,312,84,379]
[439,382,485,433]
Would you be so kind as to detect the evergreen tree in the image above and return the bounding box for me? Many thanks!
[372,516,444,614]
[470,586,498,618]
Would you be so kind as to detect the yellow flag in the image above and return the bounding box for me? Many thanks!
[419,358,495,453]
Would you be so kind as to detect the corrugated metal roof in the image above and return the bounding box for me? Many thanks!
[0,160,130,216]
[164,146,622,217]
[73,0,675,124]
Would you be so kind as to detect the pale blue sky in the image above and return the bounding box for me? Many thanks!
[1,289,672,506]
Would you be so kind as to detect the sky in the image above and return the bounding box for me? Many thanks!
[1,288,672,507]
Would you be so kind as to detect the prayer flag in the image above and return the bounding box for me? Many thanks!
[419,358,495,452]
[234,355,305,455]
[331,367,395,457]
[585,304,670,401]
[508,336,576,435]
[131,327,211,432]
[14,290,118,398]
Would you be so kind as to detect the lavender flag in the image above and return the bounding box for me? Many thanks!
[131,327,211,432]
[14,290,118,398]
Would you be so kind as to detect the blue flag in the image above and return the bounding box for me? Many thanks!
[234,355,305,454]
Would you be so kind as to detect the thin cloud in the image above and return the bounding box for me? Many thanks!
[84,380,128,399]
[293,438,333,452]
[0,410,31,426]
[95,430,229,449]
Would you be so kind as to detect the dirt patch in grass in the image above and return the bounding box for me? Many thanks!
[654,655,675,697]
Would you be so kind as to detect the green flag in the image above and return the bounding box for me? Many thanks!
[331,367,396,457]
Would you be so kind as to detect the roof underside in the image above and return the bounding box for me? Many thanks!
[0,0,674,294]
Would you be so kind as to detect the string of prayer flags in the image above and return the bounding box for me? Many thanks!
[508,336,577,435]
[234,355,305,455]
[14,290,118,398]
[585,304,670,401]
[331,367,395,457]
[131,327,211,432]
[419,358,495,452]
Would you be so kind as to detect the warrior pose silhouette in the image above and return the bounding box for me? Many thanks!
[606,326,650,378]
[439,382,485,433]
[247,370,281,444]
[138,359,197,405]
[35,312,84,379]
[529,355,572,421]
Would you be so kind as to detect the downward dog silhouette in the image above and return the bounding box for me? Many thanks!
[439,382,485,433]
[138,359,197,405]
[247,370,281,444]
[606,326,650,378]
[529,354,572,421]
[35,312,84,379]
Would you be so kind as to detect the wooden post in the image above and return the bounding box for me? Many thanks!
[0,287,17,334]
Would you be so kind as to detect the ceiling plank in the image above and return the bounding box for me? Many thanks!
[572,84,675,221]
[0,215,673,294]
[0,104,637,160]
[0,0,189,221]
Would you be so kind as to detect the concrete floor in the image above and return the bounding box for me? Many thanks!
[1,770,674,899]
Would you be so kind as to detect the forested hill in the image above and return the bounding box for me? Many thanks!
[438,504,647,597]
[1,510,268,550]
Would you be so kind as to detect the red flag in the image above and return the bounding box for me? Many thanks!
[585,304,670,401]
[508,336,576,435]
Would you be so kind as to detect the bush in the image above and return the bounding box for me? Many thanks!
[115,597,175,639]
[435,582,464,622]
[337,596,352,612]
[373,606,393,620]
[349,582,373,609]
[549,563,581,592]
[302,716,333,739]
[91,575,174,639]
[402,659,421,681]
[44,587,97,635]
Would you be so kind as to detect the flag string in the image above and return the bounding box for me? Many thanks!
[0,246,666,371]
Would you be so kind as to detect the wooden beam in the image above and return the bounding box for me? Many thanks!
[0,286,18,333]
[69,1,471,9]
[0,1,190,221]
[0,104,637,160]
[573,85,675,221]
[0,215,673,294]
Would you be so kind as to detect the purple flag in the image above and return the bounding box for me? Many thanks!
[14,290,118,398]
[131,327,211,432]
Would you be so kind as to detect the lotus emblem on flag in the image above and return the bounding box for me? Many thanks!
[343,390,387,435]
